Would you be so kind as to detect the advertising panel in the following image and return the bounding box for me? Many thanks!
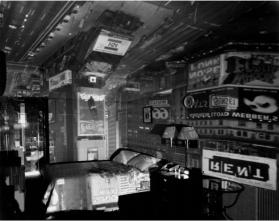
[89,174,119,206]
[148,97,170,122]
[184,85,279,123]
[92,29,132,56]
[143,106,152,123]
[187,52,279,90]
[188,55,222,90]
[202,149,277,190]
[220,52,279,87]
[49,70,72,91]
[148,99,169,107]
[117,171,150,196]
[77,92,105,136]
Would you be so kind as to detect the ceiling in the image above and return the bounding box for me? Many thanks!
[0,1,278,95]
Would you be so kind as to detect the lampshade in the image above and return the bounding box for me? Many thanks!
[162,126,177,139]
[177,126,199,140]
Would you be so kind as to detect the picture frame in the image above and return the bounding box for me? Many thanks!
[143,106,153,123]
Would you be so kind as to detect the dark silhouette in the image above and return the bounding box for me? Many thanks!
[0,173,22,219]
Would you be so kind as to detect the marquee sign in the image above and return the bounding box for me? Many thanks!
[202,149,277,190]
[184,85,279,122]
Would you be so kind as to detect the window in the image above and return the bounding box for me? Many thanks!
[242,131,248,137]
[219,120,223,126]
[236,131,241,136]
[265,134,271,140]
[218,129,224,135]
[238,121,246,127]
[267,124,274,130]
[256,123,262,129]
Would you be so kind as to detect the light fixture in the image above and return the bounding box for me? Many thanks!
[28,51,35,57]
[4,46,11,51]
[177,126,198,167]
[63,15,71,23]
[156,89,173,95]
[48,32,54,39]
[259,30,268,34]
[55,24,63,31]
[177,126,199,144]
[8,24,17,29]
[162,126,177,148]
[72,5,80,14]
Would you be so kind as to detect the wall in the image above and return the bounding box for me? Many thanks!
[118,64,191,166]
[116,50,279,219]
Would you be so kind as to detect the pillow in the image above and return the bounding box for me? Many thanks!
[127,154,160,172]
[112,150,140,164]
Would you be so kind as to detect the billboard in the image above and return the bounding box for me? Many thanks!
[187,52,279,90]
[184,85,279,123]
[221,52,279,86]
[202,149,277,190]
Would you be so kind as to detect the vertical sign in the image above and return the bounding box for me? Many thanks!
[143,106,152,123]
[77,92,105,136]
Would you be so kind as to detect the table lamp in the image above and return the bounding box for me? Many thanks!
[162,126,177,148]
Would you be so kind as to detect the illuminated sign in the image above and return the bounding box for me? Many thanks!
[221,52,279,86]
[202,149,277,190]
[149,100,169,107]
[152,107,169,120]
[209,95,238,110]
[188,55,221,90]
[49,70,72,91]
[88,76,97,83]
[184,85,279,122]
[78,72,105,88]
[92,29,132,56]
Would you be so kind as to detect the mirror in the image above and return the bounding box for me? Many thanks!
[0,50,7,96]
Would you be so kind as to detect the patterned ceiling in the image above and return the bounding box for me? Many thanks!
[0,1,278,95]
